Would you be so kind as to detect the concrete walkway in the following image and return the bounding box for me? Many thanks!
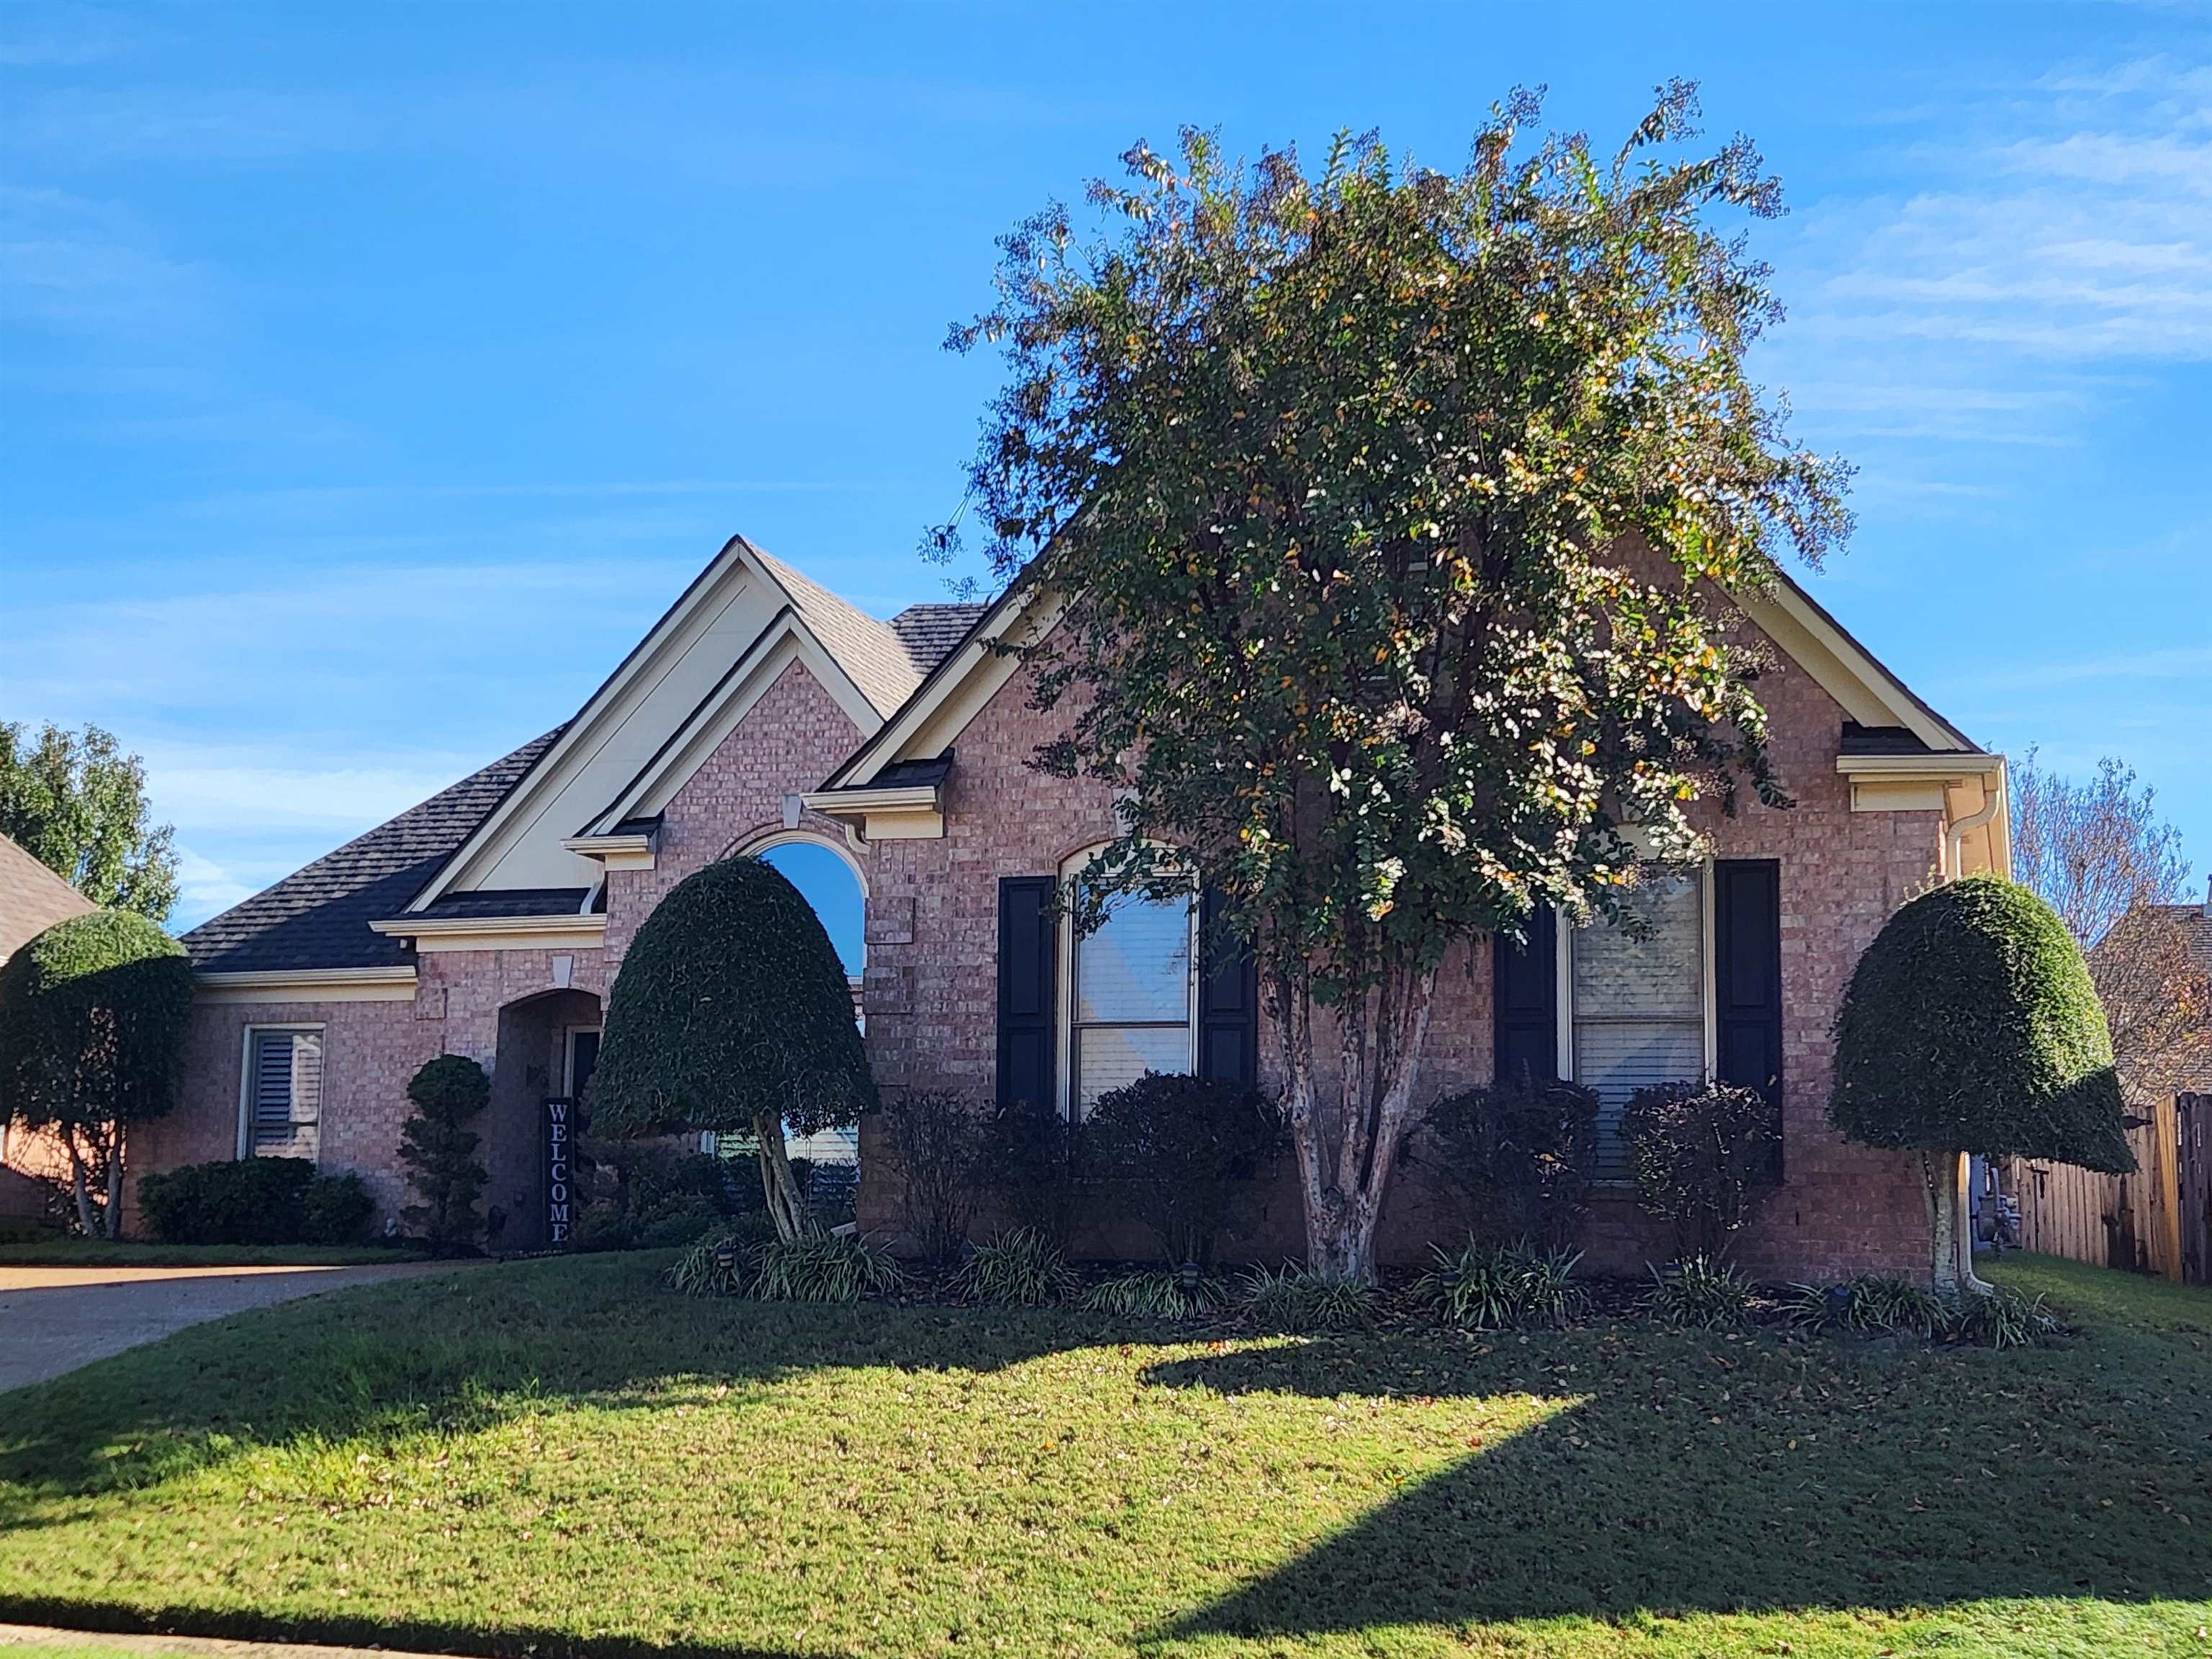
[0,1262,472,1391]
[0,1624,467,1659]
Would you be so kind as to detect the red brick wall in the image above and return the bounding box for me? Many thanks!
[858,601,1943,1282]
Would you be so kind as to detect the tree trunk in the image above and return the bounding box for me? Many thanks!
[1272,956,1438,1285]
[1918,1147,1993,1303]
[66,1135,96,1237]
[104,1125,124,1240]
[753,1112,812,1241]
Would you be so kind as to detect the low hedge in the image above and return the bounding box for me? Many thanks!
[138,1157,376,1245]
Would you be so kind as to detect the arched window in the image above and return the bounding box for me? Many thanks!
[755,838,864,978]
[1059,848,1196,1116]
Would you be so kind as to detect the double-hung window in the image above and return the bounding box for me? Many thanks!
[1064,888,1195,1117]
[1568,866,1712,1177]
[239,1026,324,1161]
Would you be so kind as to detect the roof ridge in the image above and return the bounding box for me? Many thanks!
[750,547,924,717]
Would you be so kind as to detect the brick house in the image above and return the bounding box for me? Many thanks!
[139,533,2013,1278]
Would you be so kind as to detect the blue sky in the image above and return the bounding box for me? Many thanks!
[3,1,2207,933]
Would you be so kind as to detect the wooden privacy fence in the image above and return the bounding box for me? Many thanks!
[2005,1094,2211,1282]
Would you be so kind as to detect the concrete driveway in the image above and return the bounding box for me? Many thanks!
[0,1261,472,1392]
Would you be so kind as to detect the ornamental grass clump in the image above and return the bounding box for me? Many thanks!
[751,1232,902,1304]
[953,1228,1076,1307]
[1240,1262,1376,1333]
[1080,1269,1228,1321]
[1416,1239,1586,1331]
[1637,1254,1755,1329]
[664,1233,751,1298]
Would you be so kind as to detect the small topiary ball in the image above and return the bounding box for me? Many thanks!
[407,1053,490,1123]
[1830,874,2130,1172]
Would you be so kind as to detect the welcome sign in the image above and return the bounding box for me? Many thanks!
[544,1097,575,1247]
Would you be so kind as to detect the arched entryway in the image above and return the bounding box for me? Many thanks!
[489,986,603,1249]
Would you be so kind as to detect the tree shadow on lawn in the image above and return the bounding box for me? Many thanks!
[1143,1323,2212,1642]
[0,1253,1121,1526]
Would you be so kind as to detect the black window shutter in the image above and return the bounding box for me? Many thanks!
[1492,907,1557,1087]
[1713,860,1784,1161]
[996,876,1058,1113]
[1197,887,1259,1088]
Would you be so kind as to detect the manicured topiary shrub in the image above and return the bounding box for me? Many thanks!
[1830,873,2130,1299]
[0,909,192,1237]
[592,857,874,1241]
[1419,1072,1599,1248]
[400,1054,490,1254]
[1083,1072,1287,1269]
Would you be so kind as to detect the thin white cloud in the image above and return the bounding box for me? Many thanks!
[1768,50,2212,462]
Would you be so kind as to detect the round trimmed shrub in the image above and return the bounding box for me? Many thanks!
[399,1054,490,1254]
[1830,874,2130,1172]
[591,856,873,1239]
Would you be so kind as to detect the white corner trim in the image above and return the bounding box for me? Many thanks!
[798,783,944,842]
[369,913,608,953]
[196,967,418,1004]
[561,831,657,871]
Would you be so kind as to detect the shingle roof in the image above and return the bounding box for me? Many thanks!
[752,549,925,719]
[890,603,989,675]
[416,888,591,920]
[1838,721,1938,757]
[0,832,97,962]
[181,730,563,974]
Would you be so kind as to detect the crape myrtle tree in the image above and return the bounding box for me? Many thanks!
[591,857,874,1241]
[0,911,193,1236]
[930,86,1849,1282]
[1831,874,2131,1301]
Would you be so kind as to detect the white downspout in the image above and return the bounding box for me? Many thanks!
[1943,773,2005,884]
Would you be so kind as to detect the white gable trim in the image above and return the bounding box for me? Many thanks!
[819,578,1064,791]
[409,536,888,910]
[1737,573,1976,753]
[586,617,877,834]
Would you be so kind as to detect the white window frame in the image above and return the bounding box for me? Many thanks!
[1055,848,1200,1119]
[236,1023,326,1164]
[1555,859,1719,1177]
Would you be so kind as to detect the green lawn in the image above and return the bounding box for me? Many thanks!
[0,1240,423,1268]
[1,1253,2206,1659]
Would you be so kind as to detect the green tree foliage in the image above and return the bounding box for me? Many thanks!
[0,721,180,921]
[591,857,875,1241]
[0,909,192,1236]
[399,1054,490,1254]
[1831,873,2130,1298]
[933,87,1847,1280]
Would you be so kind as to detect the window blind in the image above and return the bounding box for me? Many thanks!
[246,1028,323,1161]
[1071,891,1193,1115]
[1571,871,1704,1177]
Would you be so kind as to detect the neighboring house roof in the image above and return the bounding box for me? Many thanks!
[2137,902,2212,1094]
[181,730,562,974]
[890,603,990,675]
[0,832,97,963]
